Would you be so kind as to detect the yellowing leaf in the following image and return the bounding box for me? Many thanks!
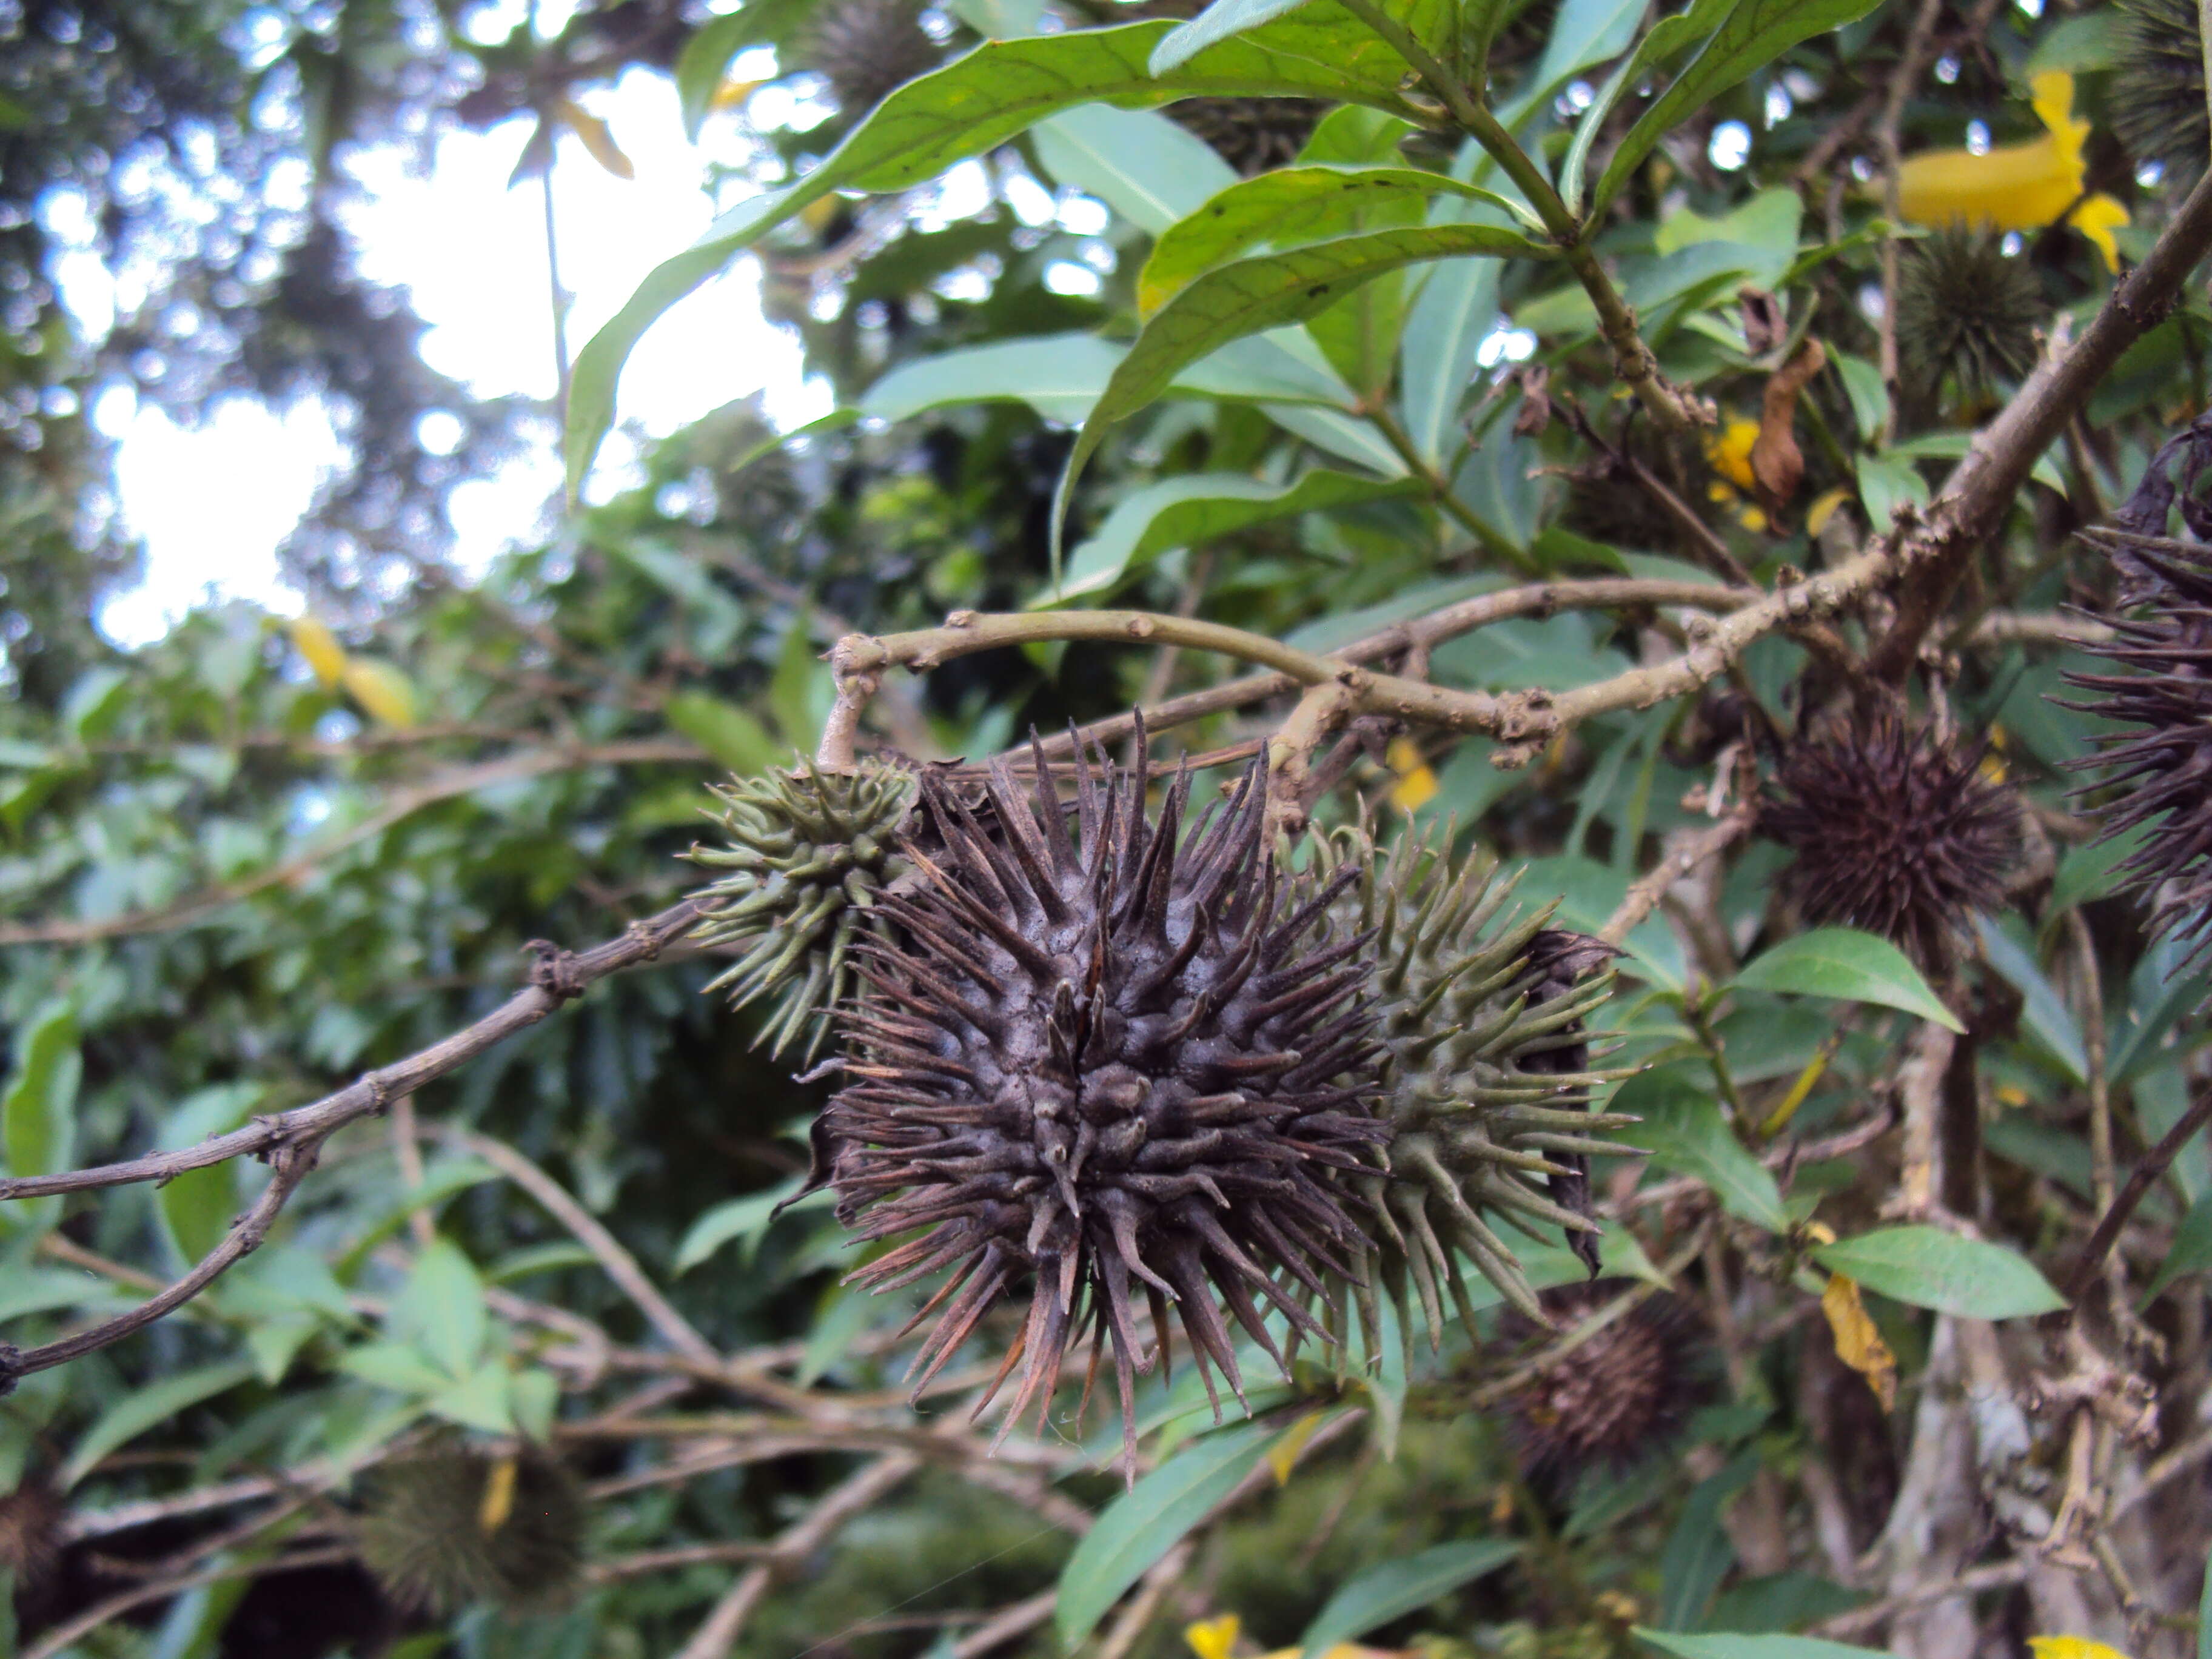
[1805,484,1851,537]
[712,76,766,110]
[556,98,635,180]
[290,616,348,689]
[2027,1640,2135,1659]
[1187,1615,1241,1659]
[340,658,420,729]
[1266,1410,1327,1485]
[1821,1271,1897,1412]
[1386,737,1438,814]
[478,1452,518,1532]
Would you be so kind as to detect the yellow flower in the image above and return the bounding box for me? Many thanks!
[1187,1616,1242,1659]
[1895,73,2128,272]
[1706,417,1760,492]
[2027,1638,2135,1659]
[1386,736,1438,814]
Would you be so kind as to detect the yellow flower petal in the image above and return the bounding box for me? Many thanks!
[290,616,348,689]
[2070,193,2130,273]
[2027,1638,2136,1659]
[1187,1615,1241,1659]
[1895,72,2091,240]
[1386,737,1439,814]
[1706,417,1760,491]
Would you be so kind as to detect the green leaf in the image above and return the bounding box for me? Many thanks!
[1560,0,1733,213]
[1618,1066,1786,1233]
[2047,826,2150,920]
[1501,0,1651,126]
[1974,917,2086,1087]
[2145,1191,2212,1304]
[339,1340,455,1397]
[1056,222,1547,565]
[0,1269,119,1325]
[674,1177,832,1273]
[333,1159,503,1281]
[62,666,132,741]
[1733,928,1963,1032]
[1150,0,1319,70]
[1637,1634,1895,1659]
[1298,1540,1521,1658]
[1032,104,1238,235]
[2110,955,2212,1084]
[769,609,830,752]
[389,1239,489,1378]
[1055,1423,1278,1646]
[1586,0,1888,219]
[565,20,1405,490]
[1398,214,1503,463]
[1655,1449,1758,1630]
[864,334,1130,425]
[1047,470,1419,603]
[2,1001,78,1236]
[155,1082,262,1267]
[674,0,814,139]
[427,1359,514,1435]
[1831,351,1888,443]
[1139,167,1537,319]
[1812,1226,2066,1319]
[665,689,783,777]
[62,1359,256,1489]
[2199,1538,2212,1659]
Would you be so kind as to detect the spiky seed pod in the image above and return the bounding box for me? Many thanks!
[355,1443,588,1617]
[2113,0,2208,183]
[801,0,941,116]
[1315,829,1634,1348]
[1894,226,2043,403]
[1760,709,2020,971]
[1165,98,1324,175]
[689,759,919,1063]
[825,738,1384,1471]
[0,1476,62,1586]
[2065,530,2212,967]
[1499,1283,1715,1494]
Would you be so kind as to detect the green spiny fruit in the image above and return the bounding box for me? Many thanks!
[689,758,919,1064]
[1894,226,2043,404]
[2113,0,2208,183]
[1315,828,1636,1349]
[801,0,942,116]
[355,1443,588,1617]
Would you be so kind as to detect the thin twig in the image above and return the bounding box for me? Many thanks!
[2066,1085,2212,1303]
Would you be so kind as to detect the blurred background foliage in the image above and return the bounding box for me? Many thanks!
[4,0,2212,1655]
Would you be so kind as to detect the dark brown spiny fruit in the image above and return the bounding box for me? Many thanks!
[826,737,1383,1472]
[0,1476,62,1586]
[1165,98,1324,175]
[355,1443,588,1617]
[1760,709,2020,970]
[1895,226,2043,403]
[801,0,942,117]
[2066,523,2212,970]
[2113,0,2208,183]
[1500,1282,1715,1493]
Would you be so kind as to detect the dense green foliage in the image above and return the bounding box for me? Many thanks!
[7,0,2212,1657]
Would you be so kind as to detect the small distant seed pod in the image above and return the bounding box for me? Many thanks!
[0,1476,63,1586]
[2112,0,2207,183]
[1500,1283,1715,1492]
[355,1443,588,1617]
[688,758,919,1064]
[2066,528,2212,970]
[1894,226,2043,403]
[1314,828,1632,1347]
[800,0,942,116]
[825,737,1384,1473]
[1164,97,1324,175]
[1760,709,2020,971]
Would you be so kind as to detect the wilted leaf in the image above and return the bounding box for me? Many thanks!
[1819,1272,1897,1410]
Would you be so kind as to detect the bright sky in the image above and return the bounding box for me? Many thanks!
[86,53,828,647]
